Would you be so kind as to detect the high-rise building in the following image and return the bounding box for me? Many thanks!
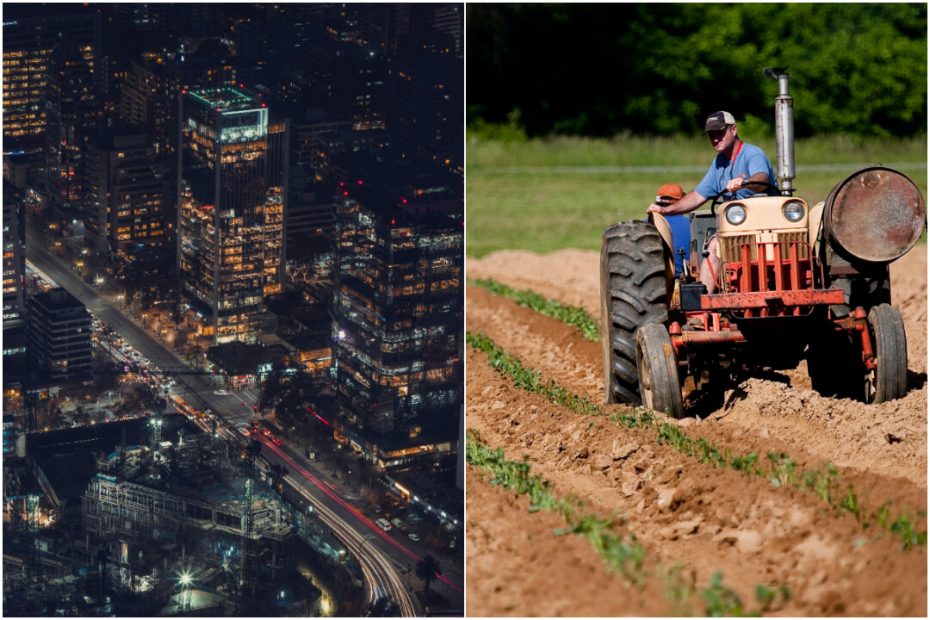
[2,183,28,389]
[332,172,462,462]
[177,87,286,343]
[2,182,26,323]
[27,288,93,382]
[391,29,462,173]
[2,8,101,184]
[119,61,181,157]
[45,32,102,218]
[84,130,166,259]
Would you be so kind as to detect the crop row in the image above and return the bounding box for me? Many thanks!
[467,432,788,616]
[470,278,600,341]
[467,330,927,550]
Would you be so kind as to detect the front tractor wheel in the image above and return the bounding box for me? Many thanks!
[635,323,684,418]
[865,304,908,403]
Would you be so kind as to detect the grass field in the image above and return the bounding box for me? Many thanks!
[466,134,928,257]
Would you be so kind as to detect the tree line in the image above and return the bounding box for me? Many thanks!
[467,3,927,138]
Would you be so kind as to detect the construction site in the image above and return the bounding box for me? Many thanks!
[3,414,362,616]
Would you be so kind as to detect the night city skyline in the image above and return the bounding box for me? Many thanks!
[2,3,463,616]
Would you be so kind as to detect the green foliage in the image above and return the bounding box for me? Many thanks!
[890,515,928,551]
[468,4,927,138]
[471,278,600,341]
[702,572,754,617]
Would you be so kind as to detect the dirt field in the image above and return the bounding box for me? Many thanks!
[466,247,927,616]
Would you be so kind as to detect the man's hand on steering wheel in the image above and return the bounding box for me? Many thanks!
[726,176,748,193]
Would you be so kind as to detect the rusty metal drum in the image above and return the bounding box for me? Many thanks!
[823,167,925,263]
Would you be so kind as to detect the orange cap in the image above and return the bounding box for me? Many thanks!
[656,183,685,202]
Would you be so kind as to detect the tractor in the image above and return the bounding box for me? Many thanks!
[601,68,926,417]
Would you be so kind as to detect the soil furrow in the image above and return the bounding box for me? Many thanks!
[467,266,928,486]
[466,471,673,616]
[466,347,928,615]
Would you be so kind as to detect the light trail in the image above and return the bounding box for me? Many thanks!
[286,477,417,616]
[264,438,463,596]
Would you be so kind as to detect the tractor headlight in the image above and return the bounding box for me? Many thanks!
[782,200,806,222]
[725,203,747,226]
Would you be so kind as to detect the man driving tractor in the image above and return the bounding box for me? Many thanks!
[647,111,777,292]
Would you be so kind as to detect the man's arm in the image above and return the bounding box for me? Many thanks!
[726,171,771,193]
[647,190,707,216]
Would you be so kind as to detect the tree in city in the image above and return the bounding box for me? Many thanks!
[258,361,321,429]
[415,554,442,603]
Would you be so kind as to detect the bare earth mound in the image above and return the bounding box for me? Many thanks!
[466,246,927,615]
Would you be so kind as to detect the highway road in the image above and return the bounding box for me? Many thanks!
[25,224,463,614]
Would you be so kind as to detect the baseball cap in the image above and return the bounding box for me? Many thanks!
[704,110,736,133]
[656,183,685,202]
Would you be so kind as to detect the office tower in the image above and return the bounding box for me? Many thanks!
[177,87,286,343]
[119,61,181,157]
[2,8,101,185]
[84,130,166,259]
[2,183,28,390]
[45,32,102,218]
[2,183,26,323]
[27,288,93,382]
[391,29,462,172]
[332,173,463,461]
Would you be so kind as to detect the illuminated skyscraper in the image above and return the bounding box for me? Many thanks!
[2,183,26,323]
[84,130,166,259]
[2,9,101,184]
[332,174,462,465]
[177,87,286,343]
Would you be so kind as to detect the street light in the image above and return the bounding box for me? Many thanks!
[178,570,193,610]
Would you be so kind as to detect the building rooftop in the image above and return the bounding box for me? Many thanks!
[29,288,86,312]
[187,86,260,112]
[207,341,288,374]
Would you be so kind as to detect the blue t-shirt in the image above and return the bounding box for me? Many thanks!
[694,142,776,200]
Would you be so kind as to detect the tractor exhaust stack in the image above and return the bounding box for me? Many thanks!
[765,67,795,196]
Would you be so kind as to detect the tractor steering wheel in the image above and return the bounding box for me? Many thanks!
[709,181,781,217]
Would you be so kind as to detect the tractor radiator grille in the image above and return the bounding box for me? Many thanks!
[720,235,757,262]
[720,231,810,263]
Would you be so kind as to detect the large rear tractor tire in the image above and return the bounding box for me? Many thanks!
[600,221,670,405]
[865,304,907,403]
[635,323,684,418]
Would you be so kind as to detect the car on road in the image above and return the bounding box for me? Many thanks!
[375,518,392,532]
[391,518,404,528]
[407,533,420,542]
[236,423,251,437]
[213,389,229,396]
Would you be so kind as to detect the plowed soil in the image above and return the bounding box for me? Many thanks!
[466,247,927,616]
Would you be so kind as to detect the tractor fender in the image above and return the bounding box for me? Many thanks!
[809,200,825,261]
[647,213,676,298]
